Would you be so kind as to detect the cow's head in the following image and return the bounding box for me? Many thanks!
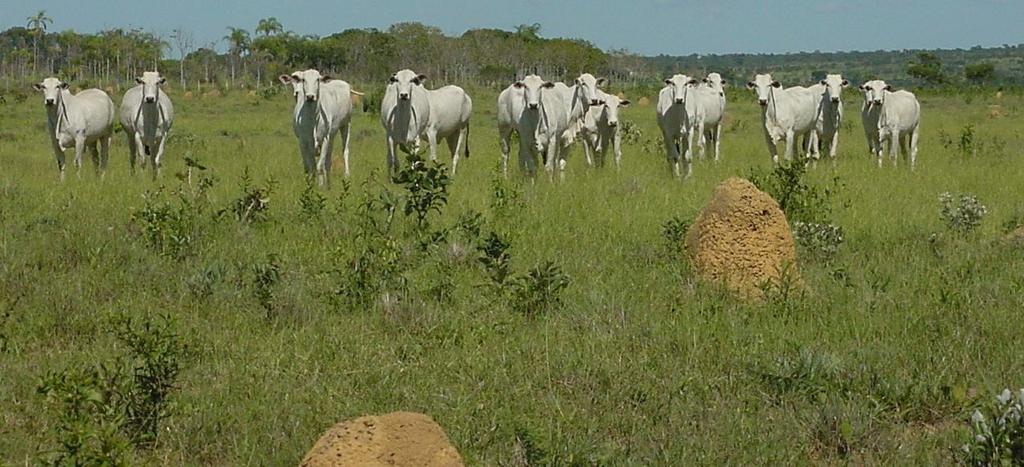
[859,79,892,106]
[574,73,606,106]
[664,74,698,105]
[598,94,630,128]
[746,74,780,107]
[33,77,68,107]
[135,71,167,104]
[702,72,727,96]
[514,75,554,111]
[388,69,426,102]
[820,74,849,104]
[279,69,331,103]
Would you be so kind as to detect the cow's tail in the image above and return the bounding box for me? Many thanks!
[463,122,470,159]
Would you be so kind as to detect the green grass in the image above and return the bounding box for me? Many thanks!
[2,86,1023,465]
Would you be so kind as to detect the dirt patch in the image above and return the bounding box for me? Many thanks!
[988,105,1004,119]
[685,177,798,298]
[183,91,194,99]
[1005,226,1024,244]
[637,96,650,107]
[300,411,463,467]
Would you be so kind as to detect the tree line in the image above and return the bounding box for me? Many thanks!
[1,11,1020,96]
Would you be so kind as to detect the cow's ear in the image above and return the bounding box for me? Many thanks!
[278,74,293,85]
[319,75,332,82]
[770,80,782,88]
[746,81,755,89]
[883,85,894,92]
[32,83,44,91]
[136,77,145,84]
[58,81,69,89]
[820,80,827,86]
[619,99,631,107]
[542,81,555,89]
[687,79,698,86]
[665,78,673,86]
[574,77,581,85]
[596,77,607,86]
[157,77,167,85]
[859,83,867,91]
[701,77,710,83]
[416,74,427,84]
[721,79,727,86]
[388,75,398,84]
[841,79,849,87]
[513,81,524,89]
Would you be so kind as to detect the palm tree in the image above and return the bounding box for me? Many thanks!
[224,27,250,87]
[255,17,283,37]
[26,10,53,73]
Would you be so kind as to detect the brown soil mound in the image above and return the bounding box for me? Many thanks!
[300,412,464,467]
[685,177,798,298]
[988,105,1004,119]
[1005,226,1024,244]
[637,96,650,107]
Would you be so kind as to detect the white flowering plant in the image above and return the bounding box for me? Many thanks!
[962,388,1024,465]
[940,192,988,234]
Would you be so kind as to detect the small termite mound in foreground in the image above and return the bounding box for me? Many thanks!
[686,177,799,299]
[299,411,464,467]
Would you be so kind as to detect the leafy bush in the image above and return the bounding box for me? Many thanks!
[131,180,212,260]
[749,159,840,224]
[962,388,1024,465]
[661,215,691,257]
[394,153,451,229]
[939,192,987,234]
[220,168,276,225]
[509,261,570,318]
[298,178,326,219]
[793,221,845,260]
[38,315,189,464]
[252,254,282,316]
[478,231,513,287]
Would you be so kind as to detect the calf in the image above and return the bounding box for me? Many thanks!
[580,90,630,168]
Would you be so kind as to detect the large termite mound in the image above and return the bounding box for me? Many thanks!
[685,177,798,298]
[299,411,463,467]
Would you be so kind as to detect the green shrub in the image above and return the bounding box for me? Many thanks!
[962,388,1024,465]
[749,158,840,224]
[508,261,570,318]
[939,192,987,234]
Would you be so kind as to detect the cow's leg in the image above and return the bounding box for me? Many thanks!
[763,129,779,165]
[51,140,66,181]
[99,135,110,176]
[449,133,462,175]
[300,138,316,180]
[499,125,512,178]
[783,130,795,162]
[910,126,920,171]
[518,135,535,177]
[154,135,169,180]
[339,123,352,177]
[426,128,439,162]
[612,131,622,169]
[386,136,399,178]
[583,136,594,167]
[125,133,138,174]
[88,142,100,176]
[663,130,681,177]
[684,128,697,164]
[318,135,334,187]
[890,130,900,167]
[830,129,840,159]
[696,121,706,160]
[134,133,147,170]
[73,136,87,178]
[714,124,722,161]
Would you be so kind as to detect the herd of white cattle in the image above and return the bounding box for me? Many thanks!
[30,68,922,183]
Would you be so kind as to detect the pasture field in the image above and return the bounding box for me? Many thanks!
[1,84,1023,465]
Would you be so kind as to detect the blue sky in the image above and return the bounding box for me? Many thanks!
[2,0,1021,55]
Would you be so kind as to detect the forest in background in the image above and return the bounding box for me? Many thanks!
[2,12,1021,96]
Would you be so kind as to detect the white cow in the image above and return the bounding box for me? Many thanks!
[858,80,885,158]
[861,80,920,168]
[279,69,355,186]
[554,73,604,153]
[120,71,174,177]
[812,74,848,159]
[580,90,630,168]
[656,74,701,177]
[497,82,525,177]
[747,74,820,164]
[33,77,115,179]
[512,75,567,176]
[696,72,727,161]
[381,69,430,175]
[424,85,472,175]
